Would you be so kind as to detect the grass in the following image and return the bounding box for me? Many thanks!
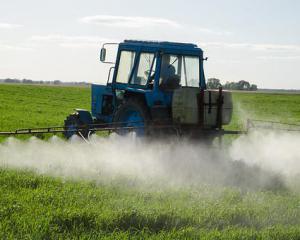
[0,170,300,239]
[228,92,300,130]
[1,83,300,239]
[0,84,90,141]
[1,169,300,239]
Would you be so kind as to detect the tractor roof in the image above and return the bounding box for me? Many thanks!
[121,40,203,53]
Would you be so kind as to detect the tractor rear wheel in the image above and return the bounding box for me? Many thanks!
[63,113,90,139]
[113,99,150,136]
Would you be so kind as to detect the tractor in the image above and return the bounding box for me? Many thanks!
[63,40,233,140]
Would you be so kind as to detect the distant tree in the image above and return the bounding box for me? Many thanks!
[224,81,236,90]
[237,80,250,90]
[207,78,222,89]
[4,78,20,83]
[53,80,62,85]
[22,79,33,84]
[250,84,258,91]
[223,80,258,91]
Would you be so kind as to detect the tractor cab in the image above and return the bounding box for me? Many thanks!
[111,40,206,91]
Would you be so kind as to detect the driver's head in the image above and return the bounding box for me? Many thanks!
[162,54,171,66]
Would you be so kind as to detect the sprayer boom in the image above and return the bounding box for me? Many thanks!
[2,120,298,142]
[0,121,245,140]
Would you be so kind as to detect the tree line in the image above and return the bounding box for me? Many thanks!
[0,78,89,86]
[1,77,257,90]
[207,78,258,91]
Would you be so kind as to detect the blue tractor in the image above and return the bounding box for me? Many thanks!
[63,40,233,139]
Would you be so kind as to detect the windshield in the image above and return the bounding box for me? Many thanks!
[160,54,200,88]
[131,52,156,85]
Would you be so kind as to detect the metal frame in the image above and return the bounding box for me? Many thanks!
[107,66,115,84]
[0,120,245,137]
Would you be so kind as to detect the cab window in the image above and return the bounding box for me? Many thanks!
[131,52,156,85]
[160,54,199,89]
[116,51,136,83]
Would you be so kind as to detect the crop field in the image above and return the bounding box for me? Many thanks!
[0,84,90,140]
[1,83,300,239]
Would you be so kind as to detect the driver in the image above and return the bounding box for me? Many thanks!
[160,54,176,86]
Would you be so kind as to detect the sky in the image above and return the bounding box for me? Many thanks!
[0,0,299,89]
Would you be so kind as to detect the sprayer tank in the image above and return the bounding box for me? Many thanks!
[172,88,233,127]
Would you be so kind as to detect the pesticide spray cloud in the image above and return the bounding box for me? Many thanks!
[231,130,300,177]
[0,131,300,190]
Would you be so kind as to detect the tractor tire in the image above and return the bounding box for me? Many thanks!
[63,113,90,139]
[112,99,150,136]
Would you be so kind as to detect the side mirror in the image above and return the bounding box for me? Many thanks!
[100,48,106,62]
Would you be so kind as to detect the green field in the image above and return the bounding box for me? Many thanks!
[0,84,90,135]
[1,84,300,239]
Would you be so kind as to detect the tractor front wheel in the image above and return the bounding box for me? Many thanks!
[63,113,90,139]
[113,99,150,136]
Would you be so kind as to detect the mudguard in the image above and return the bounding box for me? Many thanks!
[75,109,93,125]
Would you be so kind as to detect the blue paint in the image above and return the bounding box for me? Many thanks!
[116,108,145,136]
[91,84,114,122]
[75,109,93,124]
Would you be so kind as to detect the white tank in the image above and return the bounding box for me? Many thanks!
[172,88,233,128]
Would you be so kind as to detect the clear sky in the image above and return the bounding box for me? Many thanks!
[0,0,299,89]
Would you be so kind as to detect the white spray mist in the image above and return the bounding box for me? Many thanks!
[0,131,299,190]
